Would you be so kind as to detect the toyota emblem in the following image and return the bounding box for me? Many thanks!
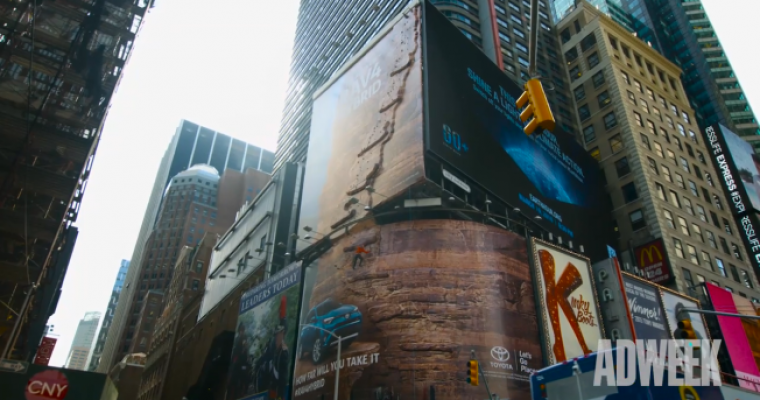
[491,346,510,362]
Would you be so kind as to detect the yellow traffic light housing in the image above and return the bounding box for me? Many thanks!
[675,319,697,339]
[467,360,479,386]
[516,78,556,136]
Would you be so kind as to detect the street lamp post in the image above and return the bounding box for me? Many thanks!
[303,324,343,400]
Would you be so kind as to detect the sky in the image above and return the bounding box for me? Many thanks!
[45,0,760,366]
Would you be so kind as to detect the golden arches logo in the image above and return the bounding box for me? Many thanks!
[639,245,663,266]
[679,386,700,400]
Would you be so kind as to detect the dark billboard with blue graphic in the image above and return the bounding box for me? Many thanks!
[422,1,612,261]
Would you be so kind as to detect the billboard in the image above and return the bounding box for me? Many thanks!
[702,124,760,282]
[705,283,760,392]
[297,4,425,246]
[227,262,302,400]
[0,365,106,400]
[659,289,709,340]
[292,220,543,400]
[33,337,57,366]
[422,0,612,262]
[531,239,604,365]
[633,238,674,285]
[621,274,670,340]
[733,294,760,371]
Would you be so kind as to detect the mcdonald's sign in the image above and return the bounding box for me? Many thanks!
[633,239,674,284]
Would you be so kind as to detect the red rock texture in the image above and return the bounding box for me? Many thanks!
[293,220,542,400]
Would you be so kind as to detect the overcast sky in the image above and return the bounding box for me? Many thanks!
[46,0,760,366]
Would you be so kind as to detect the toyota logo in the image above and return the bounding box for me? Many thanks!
[491,346,510,362]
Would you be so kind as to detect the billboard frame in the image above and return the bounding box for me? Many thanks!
[530,237,606,366]
[656,283,712,341]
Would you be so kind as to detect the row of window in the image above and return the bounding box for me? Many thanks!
[683,268,757,301]
[608,34,681,97]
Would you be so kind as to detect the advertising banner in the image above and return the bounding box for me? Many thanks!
[297,3,425,249]
[227,262,302,400]
[33,337,57,366]
[422,1,612,262]
[531,239,604,365]
[292,219,543,400]
[733,294,760,370]
[659,289,710,340]
[0,364,106,400]
[705,283,760,392]
[702,124,760,282]
[633,238,674,285]
[621,275,670,340]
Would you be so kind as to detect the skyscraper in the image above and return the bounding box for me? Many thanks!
[558,2,760,296]
[97,120,274,372]
[88,259,130,371]
[65,311,101,371]
[275,0,579,169]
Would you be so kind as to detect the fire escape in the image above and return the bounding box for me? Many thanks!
[0,0,152,360]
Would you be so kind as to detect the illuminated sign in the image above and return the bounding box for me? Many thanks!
[633,239,673,285]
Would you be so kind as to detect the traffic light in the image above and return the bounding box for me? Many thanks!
[674,319,697,339]
[466,360,479,386]
[515,78,556,136]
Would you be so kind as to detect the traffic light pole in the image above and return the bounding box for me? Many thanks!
[681,308,760,321]
[471,350,495,400]
[528,0,539,77]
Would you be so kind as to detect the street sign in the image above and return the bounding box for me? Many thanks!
[0,359,29,374]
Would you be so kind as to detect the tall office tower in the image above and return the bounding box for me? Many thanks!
[87,260,130,371]
[106,164,269,370]
[275,0,578,170]
[0,0,151,361]
[559,2,760,297]
[65,312,101,371]
[643,0,760,151]
[98,120,274,372]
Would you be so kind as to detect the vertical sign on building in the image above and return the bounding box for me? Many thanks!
[633,238,673,285]
[32,337,57,366]
[702,124,760,284]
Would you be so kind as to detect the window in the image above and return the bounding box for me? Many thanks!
[677,124,686,137]
[646,120,656,136]
[574,85,586,101]
[615,157,631,177]
[667,150,676,164]
[609,35,618,49]
[640,133,650,150]
[702,252,714,272]
[630,209,646,230]
[688,180,698,197]
[673,136,682,151]
[653,106,661,120]
[697,205,707,222]
[670,104,678,116]
[723,218,733,235]
[720,237,730,254]
[593,71,605,87]
[609,134,623,153]
[192,280,200,290]
[640,99,649,114]
[660,128,670,142]
[692,223,703,242]
[580,33,597,51]
[589,146,600,161]
[513,28,525,39]
[633,112,643,127]
[707,230,717,248]
[663,209,675,229]
[683,268,695,287]
[654,142,664,158]
[673,238,684,258]
[565,47,578,62]
[655,183,666,200]
[622,182,638,203]
[597,91,610,108]
[714,195,724,211]
[666,116,674,129]
[675,173,685,189]
[578,104,591,120]
[730,264,741,283]
[633,80,642,93]
[662,165,671,182]
[588,52,599,68]
[678,217,690,236]
[689,130,698,144]
[697,151,706,164]
[627,90,637,105]
[582,124,597,143]
[726,287,734,293]
[669,190,681,208]
[620,70,630,84]
[706,173,714,187]
[511,14,522,25]
[732,243,743,260]
[648,157,658,175]
[687,245,699,265]
[518,56,529,68]
[646,87,655,101]
[603,112,617,129]
[683,197,694,215]
[742,270,754,289]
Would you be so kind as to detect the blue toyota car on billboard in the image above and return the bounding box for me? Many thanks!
[297,298,362,364]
